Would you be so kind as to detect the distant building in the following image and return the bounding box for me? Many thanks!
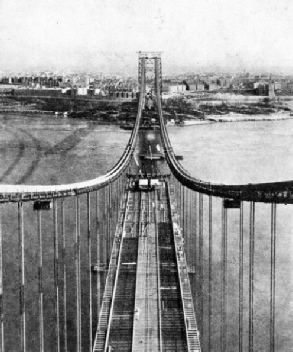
[196,83,205,91]
[168,85,186,94]
[256,83,275,97]
[205,83,218,91]
[77,87,87,95]
[287,82,293,92]
[274,82,282,92]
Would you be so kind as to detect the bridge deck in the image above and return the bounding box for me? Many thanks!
[132,196,160,350]
[93,179,201,351]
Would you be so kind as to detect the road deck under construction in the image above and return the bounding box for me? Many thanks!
[93,148,201,351]
[92,108,201,351]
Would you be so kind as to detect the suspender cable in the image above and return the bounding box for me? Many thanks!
[182,185,185,236]
[221,202,227,352]
[115,180,118,223]
[100,188,104,271]
[53,199,60,352]
[111,182,114,229]
[37,209,44,352]
[118,174,120,195]
[180,183,183,225]
[102,187,107,292]
[194,192,198,314]
[239,202,244,352]
[249,202,255,352]
[177,182,180,217]
[199,192,204,340]
[188,189,191,260]
[270,203,276,352]
[108,183,112,254]
[87,193,92,351]
[188,190,192,257]
[115,176,121,223]
[0,208,4,352]
[96,190,101,322]
[183,186,186,262]
[18,202,26,352]
[61,199,67,352]
[177,179,180,207]
[208,195,213,352]
[75,196,81,352]
[105,187,109,265]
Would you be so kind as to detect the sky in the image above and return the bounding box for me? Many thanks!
[0,0,293,74]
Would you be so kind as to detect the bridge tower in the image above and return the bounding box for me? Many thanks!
[138,51,162,94]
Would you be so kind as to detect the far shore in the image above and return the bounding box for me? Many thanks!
[1,99,293,127]
[204,111,293,123]
[1,109,293,127]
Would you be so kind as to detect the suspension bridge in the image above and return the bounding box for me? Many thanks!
[0,52,290,351]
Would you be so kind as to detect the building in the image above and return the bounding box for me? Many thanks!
[168,85,186,94]
[77,87,88,95]
[256,83,275,97]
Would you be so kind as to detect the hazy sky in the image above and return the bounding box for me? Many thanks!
[1,0,293,73]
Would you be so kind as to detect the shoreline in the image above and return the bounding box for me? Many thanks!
[205,111,293,123]
[167,111,293,126]
[0,109,55,115]
[1,109,293,127]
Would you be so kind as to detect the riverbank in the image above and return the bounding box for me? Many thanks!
[167,111,293,126]
[0,109,55,114]
[1,96,293,126]
[205,111,293,123]
[2,108,293,127]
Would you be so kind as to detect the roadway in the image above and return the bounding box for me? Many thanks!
[93,118,201,350]
[93,180,198,351]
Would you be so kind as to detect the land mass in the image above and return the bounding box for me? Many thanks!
[0,92,293,125]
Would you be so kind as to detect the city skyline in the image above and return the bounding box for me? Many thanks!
[1,0,293,74]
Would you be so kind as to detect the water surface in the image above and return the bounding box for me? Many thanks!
[0,114,292,351]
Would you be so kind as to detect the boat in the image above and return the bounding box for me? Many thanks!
[167,119,212,126]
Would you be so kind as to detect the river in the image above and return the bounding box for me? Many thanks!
[0,114,291,351]
[168,120,293,351]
